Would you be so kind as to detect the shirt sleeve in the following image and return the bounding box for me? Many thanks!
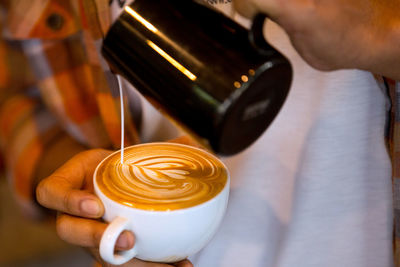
[0,37,64,218]
[0,0,140,219]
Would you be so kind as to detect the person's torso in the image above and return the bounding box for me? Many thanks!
[190,3,393,267]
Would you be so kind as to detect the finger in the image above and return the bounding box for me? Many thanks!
[233,0,259,18]
[36,149,112,218]
[56,213,135,250]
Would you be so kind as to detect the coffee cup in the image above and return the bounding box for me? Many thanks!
[93,142,230,265]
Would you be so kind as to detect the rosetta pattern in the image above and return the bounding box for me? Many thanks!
[96,144,227,211]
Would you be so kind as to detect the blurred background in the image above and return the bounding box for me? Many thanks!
[0,175,93,267]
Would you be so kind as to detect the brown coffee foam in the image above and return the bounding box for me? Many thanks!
[96,143,228,211]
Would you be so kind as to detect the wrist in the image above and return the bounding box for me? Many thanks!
[363,12,400,79]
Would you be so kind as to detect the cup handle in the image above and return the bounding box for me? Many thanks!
[249,13,274,56]
[100,216,138,265]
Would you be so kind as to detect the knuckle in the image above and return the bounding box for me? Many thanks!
[56,214,71,242]
[35,179,51,206]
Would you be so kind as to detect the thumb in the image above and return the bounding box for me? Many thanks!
[36,149,112,218]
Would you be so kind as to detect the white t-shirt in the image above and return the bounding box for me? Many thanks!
[111,2,393,266]
[190,5,393,267]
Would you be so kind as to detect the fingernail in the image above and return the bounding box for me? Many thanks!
[80,199,101,216]
[116,231,133,250]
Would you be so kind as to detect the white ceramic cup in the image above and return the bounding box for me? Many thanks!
[93,143,230,265]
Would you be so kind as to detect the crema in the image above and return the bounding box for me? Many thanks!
[95,143,228,211]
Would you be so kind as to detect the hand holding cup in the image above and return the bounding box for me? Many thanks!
[36,148,196,267]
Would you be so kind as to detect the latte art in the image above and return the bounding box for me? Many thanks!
[95,143,228,211]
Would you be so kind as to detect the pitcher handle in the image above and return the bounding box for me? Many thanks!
[249,13,274,56]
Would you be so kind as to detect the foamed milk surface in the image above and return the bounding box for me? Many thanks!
[96,144,227,211]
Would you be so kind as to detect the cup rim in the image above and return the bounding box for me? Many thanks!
[93,142,230,213]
